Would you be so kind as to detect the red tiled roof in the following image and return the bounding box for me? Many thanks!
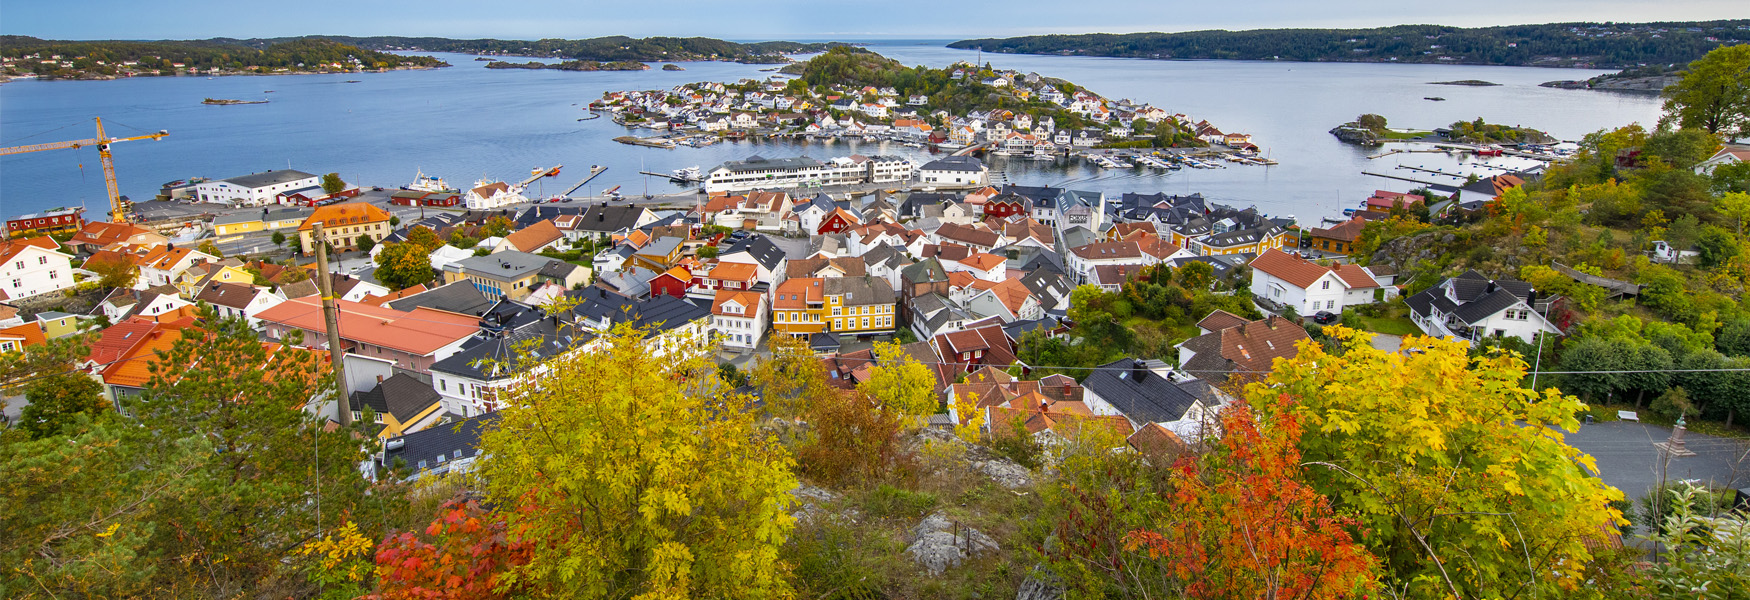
[0,236,63,265]
[1311,217,1367,243]
[772,277,824,310]
[1250,249,1376,290]
[708,262,759,282]
[711,289,763,316]
[255,297,476,356]
[69,222,155,247]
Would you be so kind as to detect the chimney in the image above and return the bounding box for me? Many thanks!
[1062,382,1072,398]
[1131,359,1147,383]
[1266,314,1277,328]
[1039,399,1049,413]
[1486,281,1498,295]
[375,374,384,384]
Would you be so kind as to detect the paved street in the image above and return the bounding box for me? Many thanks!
[1562,421,1750,502]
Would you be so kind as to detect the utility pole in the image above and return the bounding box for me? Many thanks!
[312,223,351,427]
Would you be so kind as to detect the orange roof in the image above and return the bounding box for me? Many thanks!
[707,261,758,282]
[69,221,154,247]
[985,279,1033,314]
[138,245,196,271]
[711,289,764,316]
[656,265,692,282]
[1250,249,1377,290]
[298,202,393,232]
[503,219,563,252]
[254,297,477,356]
[87,318,161,366]
[100,325,188,388]
[959,253,1006,272]
[0,236,63,265]
[0,322,47,348]
[772,277,824,310]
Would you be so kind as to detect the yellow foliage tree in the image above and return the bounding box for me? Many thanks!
[477,325,797,598]
[859,341,938,421]
[1249,327,1626,598]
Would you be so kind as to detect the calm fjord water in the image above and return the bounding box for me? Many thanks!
[0,40,1661,221]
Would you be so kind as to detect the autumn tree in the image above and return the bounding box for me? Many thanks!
[1126,395,1377,599]
[476,325,796,597]
[748,333,833,419]
[373,241,435,291]
[1251,327,1626,598]
[197,239,224,258]
[482,216,513,238]
[798,389,909,486]
[84,253,138,289]
[321,172,346,194]
[373,500,532,600]
[859,341,938,419]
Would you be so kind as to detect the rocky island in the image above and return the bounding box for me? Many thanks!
[201,98,268,105]
[1429,80,1500,86]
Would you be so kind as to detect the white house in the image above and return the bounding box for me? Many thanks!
[711,289,767,350]
[1248,249,1387,316]
[0,237,76,300]
[194,281,285,326]
[1695,146,1749,175]
[464,180,527,210]
[137,245,219,289]
[1405,271,1562,345]
[195,170,321,206]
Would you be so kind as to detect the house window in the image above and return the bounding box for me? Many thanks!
[38,256,47,265]
[1326,300,1336,309]
[833,319,841,330]
[1321,281,1330,290]
[436,454,446,463]
[48,271,56,279]
[440,380,447,391]
[832,307,841,316]
[375,413,385,424]
[453,450,462,459]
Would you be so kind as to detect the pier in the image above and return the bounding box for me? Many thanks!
[562,166,609,196]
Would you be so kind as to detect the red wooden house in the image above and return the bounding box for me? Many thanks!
[982,193,1026,218]
[648,266,694,299]
[818,208,860,235]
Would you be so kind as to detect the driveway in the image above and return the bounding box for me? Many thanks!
[1561,421,1750,502]
[1369,333,1403,352]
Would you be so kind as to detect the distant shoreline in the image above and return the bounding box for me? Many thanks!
[3,64,443,83]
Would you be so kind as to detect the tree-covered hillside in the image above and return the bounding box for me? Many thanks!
[0,36,446,78]
[950,20,1750,68]
[289,35,830,63]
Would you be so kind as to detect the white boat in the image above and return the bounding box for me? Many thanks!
[673,166,701,181]
[404,168,455,193]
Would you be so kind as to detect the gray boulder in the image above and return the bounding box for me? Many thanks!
[905,511,999,575]
[972,457,1034,489]
[1015,565,1066,600]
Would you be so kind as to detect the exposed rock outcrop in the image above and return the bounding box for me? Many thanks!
[906,511,1000,575]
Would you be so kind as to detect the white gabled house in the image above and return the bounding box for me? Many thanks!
[1248,249,1389,316]
[711,289,767,350]
[1405,271,1561,345]
[0,237,76,301]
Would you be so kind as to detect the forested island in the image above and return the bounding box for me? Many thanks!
[298,35,831,64]
[485,60,649,71]
[949,19,1750,68]
[0,36,446,79]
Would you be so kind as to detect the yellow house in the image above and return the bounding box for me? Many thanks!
[629,236,685,272]
[442,251,547,301]
[213,213,265,236]
[33,311,83,339]
[772,277,826,338]
[297,202,394,254]
[350,372,447,440]
[1188,227,1297,257]
[264,207,313,230]
[177,260,258,297]
[822,276,897,336]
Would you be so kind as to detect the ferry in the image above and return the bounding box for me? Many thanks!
[404,169,456,193]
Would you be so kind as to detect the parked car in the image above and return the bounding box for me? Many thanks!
[1312,311,1339,324]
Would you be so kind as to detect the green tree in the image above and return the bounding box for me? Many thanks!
[388,216,400,227]
[476,325,795,597]
[272,231,287,246]
[372,242,434,291]
[1661,44,1750,140]
[128,312,383,596]
[197,239,224,258]
[1717,191,1750,235]
[320,172,346,194]
[1252,327,1626,598]
[1695,225,1742,267]
[482,216,513,238]
[696,245,718,259]
[406,226,442,251]
[15,373,107,439]
[1355,113,1388,131]
[355,234,375,254]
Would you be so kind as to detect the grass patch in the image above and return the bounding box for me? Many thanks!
[1379,129,1433,140]
[1355,315,1420,336]
[858,484,938,520]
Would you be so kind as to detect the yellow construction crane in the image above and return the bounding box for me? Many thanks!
[0,117,168,223]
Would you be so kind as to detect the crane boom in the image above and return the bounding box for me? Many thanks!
[0,117,168,223]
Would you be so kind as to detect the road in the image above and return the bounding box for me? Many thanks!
[1562,421,1750,502]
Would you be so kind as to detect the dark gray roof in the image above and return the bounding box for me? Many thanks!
[574,205,649,234]
[430,318,583,380]
[538,260,582,280]
[447,251,552,280]
[222,169,317,188]
[1000,184,1061,209]
[1019,268,1072,300]
[349,372,443,423]
[1452,289,1524,324]
[720,235,786,271]
[920,155,985,172]
[388,281,495,316]
[1082,358,1202,424]
[809,332,841,352]
[899,192,958,217]
[516,206,586,229]
[383,412,501,474]
[823,276,896,305]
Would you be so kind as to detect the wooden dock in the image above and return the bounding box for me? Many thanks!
[563,166,608,196]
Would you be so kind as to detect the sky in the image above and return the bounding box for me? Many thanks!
[2,0,1746,41]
